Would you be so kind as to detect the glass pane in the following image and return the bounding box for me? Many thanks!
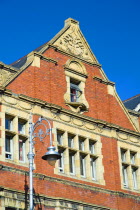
[121,150,126,162]
[58,150,64,172]
[130,153,135,164]
[91,158,96,180]
[79,140,84,151]
[5,119,12,130]
[18,122,25,134]
[70,88,77,102]
[57,132,63,145]
[89,142,95,154]
[80,155,85,176]
[19,140,25,161]
[132,168,137,189]
[68,135,74,148]
[69,153,74,174]
[5,136,11,152]
[122,166,128,187]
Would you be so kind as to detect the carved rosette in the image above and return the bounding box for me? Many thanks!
[55,26,94,62]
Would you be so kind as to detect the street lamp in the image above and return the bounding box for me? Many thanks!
[28,116,61,210]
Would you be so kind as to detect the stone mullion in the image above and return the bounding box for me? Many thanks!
[12,116,18,163]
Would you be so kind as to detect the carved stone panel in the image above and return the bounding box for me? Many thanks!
[54,26,96,63]
[0,69,14,86]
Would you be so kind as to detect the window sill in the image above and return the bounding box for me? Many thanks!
[66,102,88,113]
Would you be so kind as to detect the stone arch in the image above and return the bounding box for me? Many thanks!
[65,59,87,75]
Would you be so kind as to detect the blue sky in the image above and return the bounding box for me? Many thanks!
[0,0,140,101]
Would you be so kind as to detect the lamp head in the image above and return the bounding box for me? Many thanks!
[42,146,61,166]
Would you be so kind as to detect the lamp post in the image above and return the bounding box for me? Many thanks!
[28,117,61,210]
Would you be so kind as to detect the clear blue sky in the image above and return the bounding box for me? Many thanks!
[0,0,140,101]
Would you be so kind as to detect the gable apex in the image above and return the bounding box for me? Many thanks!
[64,18,79,27]
[39,18,100,65]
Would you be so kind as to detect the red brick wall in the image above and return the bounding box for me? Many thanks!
[4,48,140,209]
[7,48,136,131]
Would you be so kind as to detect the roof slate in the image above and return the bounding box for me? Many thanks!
[123,94,140,111]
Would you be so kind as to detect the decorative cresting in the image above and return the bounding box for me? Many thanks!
[53,18,98,63]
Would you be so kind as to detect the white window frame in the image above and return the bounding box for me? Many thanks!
[130,152,136,165]
[57,130,64,145]
[132,167,138,190]
[80,154,86,178]
[18,121,26,135]
[122,165,128,188]
[91,158,96,180]
[69,152,75,175]
[19,139,26,162]
[79,139,85,151]
[58,150,64,173]
[121,149,126,162]
[5,135,13,160]
[89,141,95,154]
[68,134,74,148]
[70,80,81,103]
[5,117,13,131]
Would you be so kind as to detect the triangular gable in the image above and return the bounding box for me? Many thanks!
[39,18,99,64]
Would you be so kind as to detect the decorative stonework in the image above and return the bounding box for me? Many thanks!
[54,20,97,63]
[1,91,140,145]
[55,31,93,62]
[65,59,87,76]
[2,95,32,111]
[0,69,14,86]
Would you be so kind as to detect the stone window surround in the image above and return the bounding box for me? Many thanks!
[3,113,29,165]
[64,59,89,113]
[119,143,140,192]
[54,127,104,185]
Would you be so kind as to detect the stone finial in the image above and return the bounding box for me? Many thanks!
[65,18,79,27]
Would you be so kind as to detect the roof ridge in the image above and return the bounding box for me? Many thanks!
[123,94,140,103]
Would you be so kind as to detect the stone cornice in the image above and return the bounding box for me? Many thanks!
[93,76,115,86]
[0,164,140,201]
[64,66,88,78]
[48,44,102,68]
[33,51,57,65]
[0,61,18,73]
[1,88,140,139]
[127,109,140,117]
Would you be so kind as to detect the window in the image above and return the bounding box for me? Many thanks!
[90,158,96,180]
[121,149,127,162]
[130,152,136,164]
[80,154,86,177]
[68,134,74,148]
[58,149,64,172]
[5,115,13,131]
[132,167,138,189]
[120,148,139,190]
[69,151,75,174]
[19,139,25,162]
[4,114,28,164]
[5,135,13,159]
[79,137,85,151]
[18,121,26,135]
[122,165,128,187]
[56,130,102,184]
[57,130,64,145]
[64,60,89,113]
[89,140,96,154]
[70,79,82,102]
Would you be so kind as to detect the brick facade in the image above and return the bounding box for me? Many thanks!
[0,18,140,210]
